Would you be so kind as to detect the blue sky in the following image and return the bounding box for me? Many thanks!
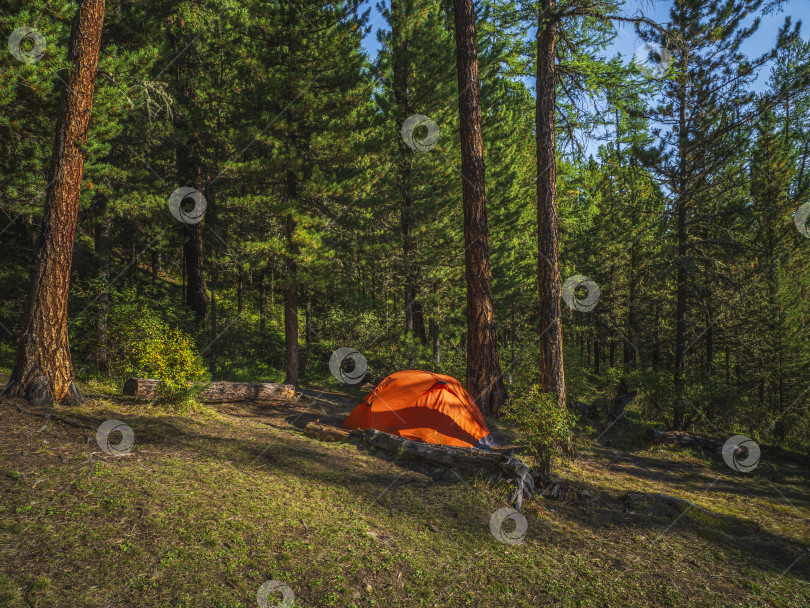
[360,0,808,155]
[361,0,808,84]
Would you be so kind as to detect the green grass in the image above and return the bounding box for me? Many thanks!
[0,387,808,607]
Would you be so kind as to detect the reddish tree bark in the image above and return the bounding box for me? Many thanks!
[453,0,506,416]
[536,0,567,412]
[4,0,106,405]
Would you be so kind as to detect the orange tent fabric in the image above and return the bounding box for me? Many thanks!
[342,370,491,448]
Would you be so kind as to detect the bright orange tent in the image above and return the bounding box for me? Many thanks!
[342,370,493,449]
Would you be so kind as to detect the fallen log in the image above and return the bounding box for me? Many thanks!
[646,429,726,454]
[123,378,295,402]
[649,430,810,466]
[353,428,535,508]
[304,421,351,442]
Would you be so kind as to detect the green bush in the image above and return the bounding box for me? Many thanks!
[70,283,208,402]
[129,325,208,401]
[504,384,573,473]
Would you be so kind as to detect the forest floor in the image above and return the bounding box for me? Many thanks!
[0,379,808,608]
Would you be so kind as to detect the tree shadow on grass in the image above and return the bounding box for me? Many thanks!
[15,393,807,591]
[578,479,810,585]
[113,410,550,542]
[102,408,810,587]
[587,447,810,511]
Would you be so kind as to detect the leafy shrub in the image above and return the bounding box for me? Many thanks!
[504,384,573,473]
[70,282,208,402]
[129,325,208,401]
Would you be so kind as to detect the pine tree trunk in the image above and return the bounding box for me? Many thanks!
[411,289,427,343]
[453,0,506,416]
[431,318,440,367]
[96,209,111,375]
[391,0,423,341]
[284,274,298,385]
[281,0,299,388]
[705,317,713,373]
[725,339,731,385]
[184,223,206,320]
[586,335,591,368]
[151,250,159,286]
[15,216,28,248]
[237,267,244,315]
[170,13,206,322]
[701,226,713,374]
[536,0,567,414]
[403,270,412,335]
[259,270,266,331]
[210,258,217,376]
[284,202,299,386]
[129,236,137,286]
[305,291,312,347]
[4,0,105,406]
[625,248,636,368]
[208,185,217,376]
[181,244,186,305]
[673,82,689,430]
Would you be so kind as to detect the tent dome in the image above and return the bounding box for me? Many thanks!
[342,370,493,449]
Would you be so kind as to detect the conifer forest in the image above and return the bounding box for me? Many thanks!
[0,1,808,606]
